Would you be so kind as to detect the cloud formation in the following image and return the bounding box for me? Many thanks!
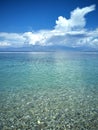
[0,4,98,49]
[55,5,95,31]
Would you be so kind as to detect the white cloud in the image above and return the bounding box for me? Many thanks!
[55,5,95,32]
[0,4,98,50]
[23,32,43,45]
[70,5,95,28]
[0,32,25,47]
[0,41,11,47]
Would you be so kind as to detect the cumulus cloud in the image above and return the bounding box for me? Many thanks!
[0,32,25,47]
[0,4,98,50]
[55,5,95,32]
[0,41,11,47]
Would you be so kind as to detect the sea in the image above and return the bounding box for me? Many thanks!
[0,51,98,130]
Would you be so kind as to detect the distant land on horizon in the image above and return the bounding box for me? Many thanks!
[0,45,98,52]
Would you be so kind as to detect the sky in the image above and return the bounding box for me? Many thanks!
[0,0,98,49]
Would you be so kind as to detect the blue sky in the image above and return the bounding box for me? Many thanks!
[0,0,98,49]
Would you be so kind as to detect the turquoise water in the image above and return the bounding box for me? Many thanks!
[0,52,98,130]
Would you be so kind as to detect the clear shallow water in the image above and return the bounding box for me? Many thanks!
[0,52,98,130]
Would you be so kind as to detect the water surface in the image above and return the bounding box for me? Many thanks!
[0,52,98,130]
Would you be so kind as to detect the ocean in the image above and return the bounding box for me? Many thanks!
[0,52,98,130]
